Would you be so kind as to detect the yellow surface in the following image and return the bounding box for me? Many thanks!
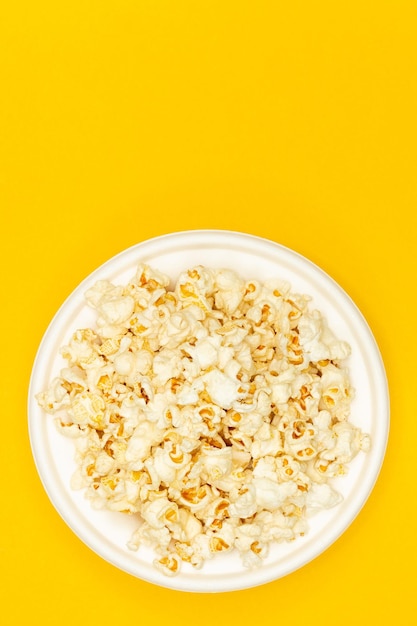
[1,1,416,623]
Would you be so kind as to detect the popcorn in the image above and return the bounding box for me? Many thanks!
[199,444,233,482]
[305,483,343,513]
[227,484,257,518]
[201,369,242,410]
[37,263,370,575]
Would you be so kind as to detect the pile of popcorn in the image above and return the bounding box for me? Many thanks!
[37,263,370,576]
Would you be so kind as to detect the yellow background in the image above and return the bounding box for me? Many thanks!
[1,1,416,623]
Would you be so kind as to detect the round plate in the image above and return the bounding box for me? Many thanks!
[28,230,389,592]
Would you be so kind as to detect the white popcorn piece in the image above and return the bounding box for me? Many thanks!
[142,497,180,529]
[94,451,116,475]
[36,377,70,414]
[298,311,351,362]
[237,525,269,569]
[305,483,343,513]
[60,329,104,369]
[54,418,85,438]
[125,422,164,464]
[37,262,370,575]
[188,336,221,370]
[152,348,183,386]
[100,296,135,326]
[178,508,203,542]
[251,423,282,458]
[229,484,257,518]
[253,477,299,511]
[200,445,233,483]
[68,391,106,428]
[202,369,242,410]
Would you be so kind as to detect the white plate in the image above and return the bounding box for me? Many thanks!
[28,230,389,592]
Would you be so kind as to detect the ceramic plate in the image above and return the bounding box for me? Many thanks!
[28,230,389,592]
